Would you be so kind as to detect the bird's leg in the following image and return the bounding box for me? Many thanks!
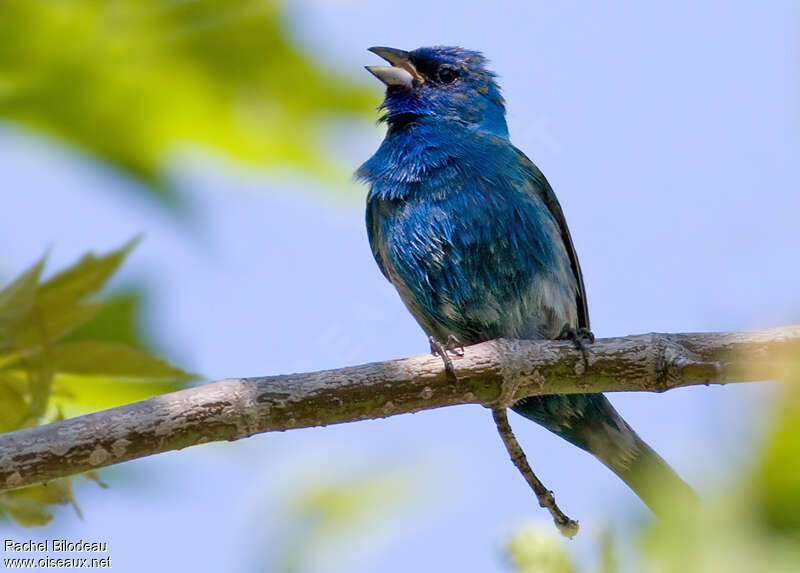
[429,335,464,383]
[445,334,465,356]
[429,337,456,383]
[557,325,595,369]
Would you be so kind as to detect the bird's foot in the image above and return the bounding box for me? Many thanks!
[429,335,464,383]
[557,325,595,369]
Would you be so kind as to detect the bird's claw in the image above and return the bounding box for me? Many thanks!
[445,334,465,356]
[557,325,595,369]
[430,335,464,383]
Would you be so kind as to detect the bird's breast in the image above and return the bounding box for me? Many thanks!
[368,183,578,344]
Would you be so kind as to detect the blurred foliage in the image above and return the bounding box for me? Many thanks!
[63,288,151,350]
[0,240,195,527]
[504,524,575,573]
[756,372,800,532]
[0,0,374,206]
[504,352,800,573]
[270,469,416,573]
[0,0,377,534]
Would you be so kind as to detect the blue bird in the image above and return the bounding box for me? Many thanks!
[358,46,696,515]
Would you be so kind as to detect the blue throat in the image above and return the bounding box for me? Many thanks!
[380,91,509,139]
[358,114,510,202]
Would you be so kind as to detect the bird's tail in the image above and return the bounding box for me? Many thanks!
[511,393,698,516]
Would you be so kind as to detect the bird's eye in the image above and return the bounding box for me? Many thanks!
[437,66,458,84]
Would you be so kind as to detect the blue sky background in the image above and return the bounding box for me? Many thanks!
[0,1,797,571]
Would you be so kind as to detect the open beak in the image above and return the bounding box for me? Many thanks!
[365,46,423,89]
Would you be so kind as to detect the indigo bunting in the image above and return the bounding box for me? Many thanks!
[358,46,695,515]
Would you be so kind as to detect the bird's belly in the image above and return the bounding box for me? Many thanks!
[394,263,574,344]
[378,204,577,344]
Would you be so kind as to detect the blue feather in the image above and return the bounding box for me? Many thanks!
[359,46,696,515]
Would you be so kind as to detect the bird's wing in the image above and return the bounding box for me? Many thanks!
[366,200,389,280]
[514,149,590,330]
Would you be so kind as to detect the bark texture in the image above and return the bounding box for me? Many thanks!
[1,326,797,492]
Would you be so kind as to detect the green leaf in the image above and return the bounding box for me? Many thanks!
[0,0,374,206]
[49,341,196,381]
[504,525,576,573]
[0,479,78,527]
[0,255,45,349]
[9,239,137,353]
[62,287,150,349]
[756,378,800,532]
[273,469,418,573]
[0,379,27,432]
[37,238,139,310]
[11,302,101,354]
[52,374,185,415]
[0,244,194,527]
[0,493,54,527]
[17,480,74,507]
[0,255,45,325]
[26,349,55,421]
[83,471,108,489]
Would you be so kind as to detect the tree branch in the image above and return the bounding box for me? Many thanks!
[1,326,797,492]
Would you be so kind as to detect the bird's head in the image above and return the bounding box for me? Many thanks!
[366,46,508,137]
